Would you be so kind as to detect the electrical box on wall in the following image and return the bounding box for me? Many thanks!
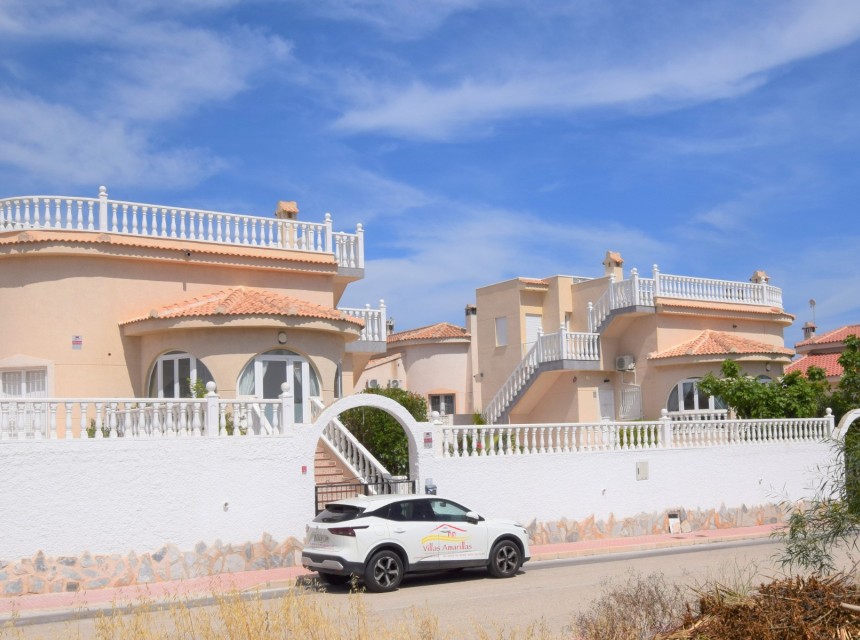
[636,461,649,481]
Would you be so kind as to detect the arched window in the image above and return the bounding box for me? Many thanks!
[237,349,321,423]
[148,351,214,398]
[667,377,727,413]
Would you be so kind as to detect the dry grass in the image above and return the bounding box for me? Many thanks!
[0,583,565,640]
[570,570,692,640]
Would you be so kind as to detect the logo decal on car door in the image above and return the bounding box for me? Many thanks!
[421,524,473,552]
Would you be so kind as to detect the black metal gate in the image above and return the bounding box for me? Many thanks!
[314,478,416,514]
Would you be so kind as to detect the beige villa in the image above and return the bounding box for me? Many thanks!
[363,252,796,425]
[0,187,387,430]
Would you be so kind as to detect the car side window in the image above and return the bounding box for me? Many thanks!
[428,499,471,522]
[408,500,435,522]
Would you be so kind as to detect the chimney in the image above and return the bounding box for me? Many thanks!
[802,321,817,341]
[275,200,299,220]
[386,317,395,336]
[603,250,624,280]
[749,270,770,284]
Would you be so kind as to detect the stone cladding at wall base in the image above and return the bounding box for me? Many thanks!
[0,503,784,597]
[0,534,302,597]
[527,503,784,545]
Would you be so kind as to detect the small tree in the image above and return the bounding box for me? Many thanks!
[340,387,427,477]
[697,360,829,419]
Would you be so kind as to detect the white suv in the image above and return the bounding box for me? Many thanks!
[301,494,531,592]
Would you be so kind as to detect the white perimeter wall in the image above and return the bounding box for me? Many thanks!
[0,422,836,561]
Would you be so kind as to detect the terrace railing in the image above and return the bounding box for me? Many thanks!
[0,187,364,269]
[483,327,600,425]
[588,265,783,332]
[339,301,387,343]
[443,409,834,457]
[0,383,299,440]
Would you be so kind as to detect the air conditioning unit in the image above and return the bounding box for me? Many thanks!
[615,355,636,371]
[368,379,380,389]
[388,379,403,389]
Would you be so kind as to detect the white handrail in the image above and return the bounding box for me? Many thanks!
[312,399,392,483]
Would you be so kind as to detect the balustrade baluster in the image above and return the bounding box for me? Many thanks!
[93,403,104,439]
[47,402,58,439]
[272,406,281,435]
[151,403,162,437]
[108,403,118,438]
[63,402,73,439]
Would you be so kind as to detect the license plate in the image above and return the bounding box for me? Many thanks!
[311,533,329,544]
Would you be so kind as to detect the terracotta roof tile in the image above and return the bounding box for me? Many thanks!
[649,329,794,360]
[388,322,470,344]
[0,230,337,266]
[785,353,843,378]
[122,287,363,326]
[795,324,860,348]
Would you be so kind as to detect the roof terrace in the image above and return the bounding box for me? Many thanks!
[0,186,364,270]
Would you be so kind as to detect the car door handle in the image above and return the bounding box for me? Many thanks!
[393,528,406,534]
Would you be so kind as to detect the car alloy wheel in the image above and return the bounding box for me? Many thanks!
[364,550,404,593]
[488,540,520,578]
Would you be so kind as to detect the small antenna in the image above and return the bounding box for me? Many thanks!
[809,299,816,325]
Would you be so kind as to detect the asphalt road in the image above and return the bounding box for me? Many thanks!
[2,539,821,639]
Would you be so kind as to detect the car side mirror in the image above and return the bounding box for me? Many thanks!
[466,510,481,524]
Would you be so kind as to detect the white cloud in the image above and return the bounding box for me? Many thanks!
[0,2,289,188]
[294,0,484,40]
[332,1,860,139]
[343,197,670,328]
[0,95,226,189]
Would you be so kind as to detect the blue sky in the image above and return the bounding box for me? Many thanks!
[1,1,858,343]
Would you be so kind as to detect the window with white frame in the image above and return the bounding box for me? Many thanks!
[237,349,321,423]
[0,369,47,399]
[666,377,727,413]
[148,351,214,398]
[429,393,456,416]
[495,316,508,347]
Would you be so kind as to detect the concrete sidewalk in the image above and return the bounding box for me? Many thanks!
[0,524,779,627]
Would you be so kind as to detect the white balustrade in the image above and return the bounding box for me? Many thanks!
[0,188,364,269]
[444,412,833,457]
[0,390,301,440]
[587,266,783,332]
[339,300,387,342]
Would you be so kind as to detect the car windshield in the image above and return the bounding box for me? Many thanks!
[313,504,366,523]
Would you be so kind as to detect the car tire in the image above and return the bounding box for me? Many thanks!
[364,550,404,593]
[318,572,352,587]
[488,540,521,578]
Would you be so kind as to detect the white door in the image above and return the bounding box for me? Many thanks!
[598,386,616,421]
[524,314,542,354]
[427,498,488,563]
[252,355,308,423]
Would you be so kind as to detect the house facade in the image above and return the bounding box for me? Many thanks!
[0,187,387,431]
[356,321,476,422]
[371,251,795,425]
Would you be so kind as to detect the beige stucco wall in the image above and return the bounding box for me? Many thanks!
[0,239,354,400]
[396,342,472,415]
